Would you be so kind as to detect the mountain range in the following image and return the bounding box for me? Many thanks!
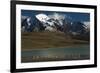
[21,13,90,41]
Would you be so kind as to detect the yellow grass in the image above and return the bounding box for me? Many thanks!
[21,31,89,50]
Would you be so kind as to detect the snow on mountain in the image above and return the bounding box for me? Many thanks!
[83,21,90,31]
[21,16,34,32]
[21,13,90,38]
[36,14,50,23]
[45,26,57,31]
[36,14,55,27]
[48,13,66,26]
[21,16,28,23]
[35,13,58,31]
[68,21,85,35]
[35,13,66,29]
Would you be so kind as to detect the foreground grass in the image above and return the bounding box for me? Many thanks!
[21,31,89,50]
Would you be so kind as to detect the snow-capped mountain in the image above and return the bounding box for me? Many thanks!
[36,14,50,23]
[35,13,65,31]
[21,16,32,32]
[21,13,90,39]
[35,14,56,31]
[83,21,90,32]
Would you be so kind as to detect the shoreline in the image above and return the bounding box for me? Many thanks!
[21,44,89,51]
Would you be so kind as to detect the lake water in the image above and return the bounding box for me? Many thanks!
[21,45,90,63]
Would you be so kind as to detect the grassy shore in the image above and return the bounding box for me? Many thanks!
[21,31,89,50]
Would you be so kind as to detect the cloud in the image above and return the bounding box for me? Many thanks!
[48,13,66,26]
[21,16,28,20]
[48,13,66,20]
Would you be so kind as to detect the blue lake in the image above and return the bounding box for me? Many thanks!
[21,45,90,62]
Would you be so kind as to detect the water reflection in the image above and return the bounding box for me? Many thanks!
[21,45,90,62]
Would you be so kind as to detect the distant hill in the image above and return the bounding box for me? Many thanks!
[21,31,89,50]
